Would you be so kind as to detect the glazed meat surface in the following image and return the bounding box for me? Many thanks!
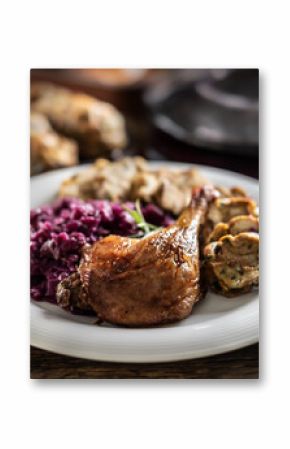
[57,186,216,326]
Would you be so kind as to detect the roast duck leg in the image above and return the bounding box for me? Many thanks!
[57,186,216,327]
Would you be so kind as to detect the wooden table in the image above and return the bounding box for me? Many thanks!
[30,70,259,379]
[31,344,258,379]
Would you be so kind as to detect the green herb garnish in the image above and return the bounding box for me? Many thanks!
[123,200,160,237]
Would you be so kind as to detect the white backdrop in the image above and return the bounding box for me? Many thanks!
[0,1,288,448]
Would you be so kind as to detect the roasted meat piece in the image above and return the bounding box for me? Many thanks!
[57,186,216,326]
[59,157,147,200]
[30,112,78,175]
[56,270,91,313]
[31,82,127,158]
[58,157,208,215]
[131,167,208,215]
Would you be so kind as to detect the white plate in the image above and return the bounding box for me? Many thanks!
[31,162,259,363]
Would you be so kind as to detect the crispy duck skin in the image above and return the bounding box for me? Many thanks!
[57,186,217,326]
[31,82,127,158]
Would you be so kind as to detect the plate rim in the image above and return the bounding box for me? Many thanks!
[30,162,259,363]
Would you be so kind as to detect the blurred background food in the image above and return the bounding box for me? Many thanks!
[30,81,127,174]
[30,111,79,175]
[30,68,259,178]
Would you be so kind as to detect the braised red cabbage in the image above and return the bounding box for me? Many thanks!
[30,197,173,303]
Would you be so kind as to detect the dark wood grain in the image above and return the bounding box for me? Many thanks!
[31,344,258,379]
